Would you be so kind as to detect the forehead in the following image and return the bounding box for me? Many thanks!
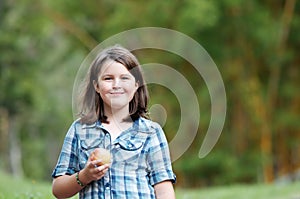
[99,60,130,75]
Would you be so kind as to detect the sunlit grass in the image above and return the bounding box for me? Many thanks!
[0,171,53,199]
[176,182,300,199]
[0,170,299,199]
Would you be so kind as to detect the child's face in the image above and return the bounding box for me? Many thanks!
[94,61,138,112]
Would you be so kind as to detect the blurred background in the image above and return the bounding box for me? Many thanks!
[0,0,299,191]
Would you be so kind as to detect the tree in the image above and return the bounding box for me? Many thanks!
[1,0,300,186]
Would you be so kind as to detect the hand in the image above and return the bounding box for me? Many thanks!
[80,159,110,185]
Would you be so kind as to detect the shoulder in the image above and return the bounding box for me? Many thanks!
[137,118,170,151]
[69,118,100,130]
[137,117,163,133]
[136,118,168,143]
[65,119,101,138]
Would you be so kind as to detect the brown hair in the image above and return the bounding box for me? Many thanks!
[78,45,149,124]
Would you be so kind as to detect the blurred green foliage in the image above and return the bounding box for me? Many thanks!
[0,0,299,188]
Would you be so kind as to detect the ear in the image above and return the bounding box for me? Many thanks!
[135,81,139,92]
[93,80,100,93]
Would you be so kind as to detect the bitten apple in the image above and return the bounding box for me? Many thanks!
[90,148,111,166]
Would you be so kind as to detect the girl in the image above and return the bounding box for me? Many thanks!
[52,45,176,199]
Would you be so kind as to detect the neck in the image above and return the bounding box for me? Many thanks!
[104,106,131,124]
[102,106,134,140]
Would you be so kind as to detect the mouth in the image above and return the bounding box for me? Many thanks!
[109,92,124,96]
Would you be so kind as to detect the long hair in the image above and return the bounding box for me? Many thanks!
[78,45,149,124]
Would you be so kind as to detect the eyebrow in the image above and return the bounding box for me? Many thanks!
[101,72,132,76]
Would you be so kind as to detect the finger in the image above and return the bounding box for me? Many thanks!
[96,163,110,170]
[96,164,107,172]
[86,161,100,169]
[98,168,109,178]
[88,153,94,161]
[103,163,111,168]
[90,159,103,167]
[102,168,109,174]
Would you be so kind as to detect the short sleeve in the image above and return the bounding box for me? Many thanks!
[146,123,176,186]
[52,122,79,178]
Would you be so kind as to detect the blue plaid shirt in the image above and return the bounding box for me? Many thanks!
[52,117,176,199]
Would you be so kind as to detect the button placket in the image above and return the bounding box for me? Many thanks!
[104,175,111,198]
[103,131,112,199]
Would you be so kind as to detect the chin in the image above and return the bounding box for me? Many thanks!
[110,102,129,110]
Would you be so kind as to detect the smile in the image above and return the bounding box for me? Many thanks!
[109,92,124,95]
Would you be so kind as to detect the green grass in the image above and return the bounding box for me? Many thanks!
[0,170,299,198]
[0,171,77,199]
[176,182,300,199]
[0,171,53,199]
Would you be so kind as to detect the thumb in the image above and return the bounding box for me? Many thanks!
[89,151,96,161]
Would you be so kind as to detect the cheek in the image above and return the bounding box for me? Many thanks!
[128,85,138,99]
[126,81,137,91]
[98,82,110,91]
[97,83,110,98]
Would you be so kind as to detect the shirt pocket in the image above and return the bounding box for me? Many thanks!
[78,139,103,168]
[113,139,145,168]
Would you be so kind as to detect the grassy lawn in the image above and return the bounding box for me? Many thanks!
[0,171,52,199]
[0,170,299,198]
[0,171,76,199]
[176,182,300,199]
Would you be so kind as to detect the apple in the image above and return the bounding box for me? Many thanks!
[90,148,111,166]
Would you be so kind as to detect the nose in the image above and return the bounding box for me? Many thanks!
[112,78,121,88]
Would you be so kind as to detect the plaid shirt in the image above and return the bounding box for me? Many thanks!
[52,117,176,199]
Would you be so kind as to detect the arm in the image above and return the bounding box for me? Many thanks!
[147,123,176,198]
[52,161,109,198]
[154,180,176,199]
[52,173,83,199]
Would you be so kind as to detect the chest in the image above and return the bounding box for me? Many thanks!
[77,127,151,171]
[102,122,133,142]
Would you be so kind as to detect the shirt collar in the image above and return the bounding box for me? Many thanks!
[81,120,102,129]
[81,117,156,134]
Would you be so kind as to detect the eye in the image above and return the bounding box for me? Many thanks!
[103,76,113,81]
[121,75,132,80]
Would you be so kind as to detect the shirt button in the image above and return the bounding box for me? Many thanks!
[105,183,110,189]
